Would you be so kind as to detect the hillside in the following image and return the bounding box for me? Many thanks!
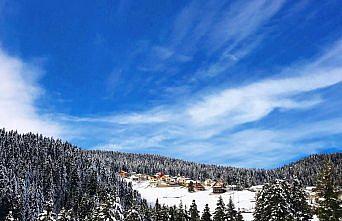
[0,129,340,220]
[99,151,342,187]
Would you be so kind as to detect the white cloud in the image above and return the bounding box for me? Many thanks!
[187,68,341,127]
[82,40,342,168]
[0,48,62,137]
[208,0,285,52]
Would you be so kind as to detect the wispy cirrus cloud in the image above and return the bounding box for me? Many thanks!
[138,0,285,79]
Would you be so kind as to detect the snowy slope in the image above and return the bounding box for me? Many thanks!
[130,180,320,221]
[130,180,255,220]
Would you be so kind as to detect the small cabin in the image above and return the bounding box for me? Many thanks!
[227,185,238,191]
[119,170,128,178]
[212,181,226,193]
[185,179,196,187]
[167,178,177,185]
[177,176,188,186]
[156,181,169,187]
[204,179,214,187]
[195,182,205,191]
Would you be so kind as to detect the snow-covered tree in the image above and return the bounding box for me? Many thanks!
[290,179,312,220]
[5,211,18,221]
[92,195,124,221]
[235,211,244,221]
[169,206,176,221]
[201,204,212,221]
[56,208,72,221]
[253,180,293,221]
[160,205,169,221]
[189,200,200,220]
[125,207,142,221]
[226,197,237,220]
[213,196,225,221]
[38,200,57,221]
[175,201,188,221]
[315,161,342,220]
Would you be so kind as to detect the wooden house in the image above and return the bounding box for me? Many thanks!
[204,179,214,187]
[119,170,128,178]
[195,182,205,191]
[212,181,226,193]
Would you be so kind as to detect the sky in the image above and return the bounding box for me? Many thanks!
[0,0,341,168]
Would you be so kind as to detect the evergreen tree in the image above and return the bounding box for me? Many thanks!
[169,206,177,221]
[253,180,293,221]
[139,200,152,221]
[152,199,162,220]
[92,195,124,221]
[226,197,237,221]
[213,196,225,221]
[175,201,188,221]
[38,200,57,221]
[189,200,200,220]
[160,205,169,221]
[125,207,143,221]
[201,204,212,221]
[5,211,18,221]
[290,179,312,220]
[235,211,244,221]
[56,208,72,221]
[188,181,195,192]
[315,162,342,220]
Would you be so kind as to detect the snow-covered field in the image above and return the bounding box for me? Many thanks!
[130,180,256,220]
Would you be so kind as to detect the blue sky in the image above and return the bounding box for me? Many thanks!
[0,0,341,168]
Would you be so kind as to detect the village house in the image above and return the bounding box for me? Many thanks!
[204,179,214,187]
[185,179,196,187]
[177,176,187,186]
[167,177,178,185]
[130,175,139,181]
[155,172,164,178]
[136,174,148,181]
[119,170,128,178]
[227,185,239,191]
[195,182,205,191]
[212,181,226,193]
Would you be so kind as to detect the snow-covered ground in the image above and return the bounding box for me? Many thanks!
[130,180,256,220]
